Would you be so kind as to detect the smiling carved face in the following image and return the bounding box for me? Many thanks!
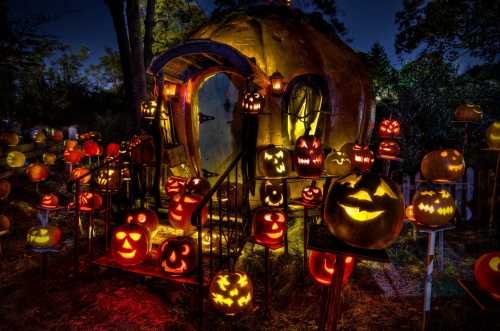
[252,207,286,248]
[325,149,352,177]
[309,251,355,286]
[324,173,404,249]
[301,181,322,205]
[209,271,253,316]
[160,236,197,275]
[412,189,455,226]
[111,223,150,266]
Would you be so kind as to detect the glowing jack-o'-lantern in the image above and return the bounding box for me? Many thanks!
[324,173,404,249]
[259,180,286,207]
[40,194,59,209]
[411,189,455,226]
[65,139,78,151]
[111,223,150,266]
[71,167,92,184]
[309,250,355,285]
[160,236,197,275]
[27,225,62,249]
[378,119,400,138]
[26,163,49,182]
[486,121,500,150]
[258,145,291,177]
[0,132,19,146]
[96,168,120,192]
[168,193,207,232]
[325,148,352,177]
[474,252,500,301]
[241,91,264,114]
[454,103,482,122]
[33,130,46,144]
[0,215,10,236]
[43,152,57,165]
[77,192,103,211]
[186,176,211,196]
[64,149,83,164]
[209,271,253,316]
[6,151,26,168]
[83,140,100,157]
[351,144,374,172]
[378,139,400,159]
[165,176,187,197]
[252,207,286,247]
[301,181,322,205]
[126,209,159,236]
[295,134,324,177]
[405,205,415,221]
[0,179,11,200]
[106,143,120,158]
[51,130,63,142]
[421,149,465,183]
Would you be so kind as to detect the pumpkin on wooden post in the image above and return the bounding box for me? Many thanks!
[325,146,352,177]
[378,119,400,138]
[301,180,322,205]
[309,250,355,285]
[350,144,374,172]
[259,180,286,207]
[26,163,49,182]
[126,209,159,237]
[252,207,286,248]
[411,189,456,226]
[6,151,26,168]
[71,167,92,185]
[40,194,59,209]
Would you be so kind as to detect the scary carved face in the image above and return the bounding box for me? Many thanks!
[486,121,500,150]
[421,149,465,183]
[241,91,264,114]
[252,207,286,248]
[294,135,324,177]
[412,189,455,226]
[168,193,207,233]
[71,167,91,184]
[111,223,150,266]
[351,144,374,173]
[259,180,285,207]
[325,149,351,177]
[378,119,400,138]
[258,146,291,177]
[474,252,500,301]
[160,236,197,275]
[27,225,62,249]
[324,173,404,249]
[308,250,355,286]
[209,271,253,316]
[378,139,400,159]
[301,181,322,205]
[126,208,159,235]
[165,176,187,197]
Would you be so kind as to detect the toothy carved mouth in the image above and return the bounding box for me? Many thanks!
[417,203,454,215]
[266,230,283,239]
[297,157,322,165]
[448,164,464,172]
[118,250,136,259]
[339,204,385,221]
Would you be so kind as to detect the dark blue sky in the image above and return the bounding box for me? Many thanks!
[9,0,408,67]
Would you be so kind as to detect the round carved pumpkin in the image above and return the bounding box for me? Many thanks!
[294,134,324,177]
[77,192,103,211]
[0,132,19,146]
[0,179,11,200]
[421,149,465,183]
[186,176,211,196]
[301,181,322,205]
[65,139,78,151]
[33,130,46,144]
[209,270,253,316]
[111,223,150,266]
[160,236,197,275]
[486,121,500,150]
[106,143,121,158]
[325,148,352,177]
[309,250,355,285]
[241,91,264,114]
[378,119,400,138]
[27,225,62,249]
[43,152,57,165]
[351,144,374,173]
[411,189,455,226]
[6,151,26,168]
[252,207,286,247]
[126,208,159,236]
[0,215,11,236]
[257,145,291,177]
[454,103,482,122]
[40,194,59,209]
[378,139,400,159]
[26,163,49,182]
[64,149,83,164]
[51,130,63,142]
[259,180,286,207]
[165,176,187,197]
[83,140,100,157]
[474,252,500,301]
[71,167,92,184]
[95,168,120,192]
[324,173,404,249]
[168,193,207,232]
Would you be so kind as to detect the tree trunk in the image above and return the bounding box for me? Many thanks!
[144,0,155,69]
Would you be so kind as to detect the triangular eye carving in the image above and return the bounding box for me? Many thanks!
[374,179,398,199]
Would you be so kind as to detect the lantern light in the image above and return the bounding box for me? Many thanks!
[141,100,157,121]
[164,81,178,97]
[270,71,284,95]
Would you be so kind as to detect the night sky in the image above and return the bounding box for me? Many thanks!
[9,0,406,67]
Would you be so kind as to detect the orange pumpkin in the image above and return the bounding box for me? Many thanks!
[52,130,63,142]
[241,91,264,114]
[65,139,78,151]
[26,163,49,182]
[186,177,211,196]
[40,194,59,209]
[0,132,19,146]
[77,192,103,211]
[42,152,57,165]
[71,167,92,184]
[111,223,150,266]
[252,207,286,247]
[378,119,400,138]
[126,209,159,235]
[165,176,187,197]
[421,149,465,183]
[168,193,207,232]
[301,181,322,205]
[160,236,197,275]
[474,252,500,301]
[294,134,324,177]
[351,144,374,172]
[64,149,83,164]
[95,168,120,191]
[309,250,355,285]
[209,270,253,316]
[378,139,400,159]
[6,151,26,168]
[454,103,482,122]
[0,179,11,200]
[27,225,61,248]
[83,140,100,157]
[105,143,120,157]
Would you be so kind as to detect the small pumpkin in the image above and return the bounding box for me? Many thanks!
[27,225,62,249]
[259,180,286,207]
[126,208,159,236]
[26,163,49,182]
[43,152,57,165]
[474,252,500,301]
[6,151,26,168]
[168,193,207,232]
[309,250,355,285]
[378,139,400,159]
[325,147,352,177]
[160,236,197,275]
[257,145,291,177]
[165,176,187,197]
[65,139,78,151]
[77,192,103,211]
[83,140,100,157]
[351,144,374,172]
[186,176,211,196]
[33,130,46,144]
[209,270,253,316]
[294,134,324,177]
[411,189,455,226]
[40,194,59,209]
[71,167,92,184]
[64,149,83,164]
[421,149,465,183]
[378,119,400,138]
[301,180,322,205]
[0,132,19,146]
[111,223,150,266]
[486,121,500,150]
[252,207,286,247]
[0,179,11,200]
[241,91,264,114]
[454,103,482,122]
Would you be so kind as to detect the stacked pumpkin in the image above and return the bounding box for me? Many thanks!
[377,118,401,161]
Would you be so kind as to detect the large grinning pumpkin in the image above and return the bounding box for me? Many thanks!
[421,149,465,183]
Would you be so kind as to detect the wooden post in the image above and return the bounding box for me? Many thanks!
[264,246,271,318]
[489,151,500,235]
[422,230,436,331]
[303,208,308,279]
[282,177,289,255]
[325,257,345,331]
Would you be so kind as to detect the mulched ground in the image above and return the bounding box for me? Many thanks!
[1,166,500,330]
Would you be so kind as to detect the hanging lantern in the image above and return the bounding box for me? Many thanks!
[6,151,26,168]
[141,100,157,120]
[241,91,264,114]
[378,119,401,138]
[454,103,482,122]
[486,121,500,150]
[26,163,49,182]
[420,149,465,183]
[351,144,374,172]
[270,71,284,95]
[164,81,178,97]
[309,251,355,286]
[209,271,253,316]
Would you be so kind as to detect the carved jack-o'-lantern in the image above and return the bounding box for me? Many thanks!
[474,252,500,301]
[378,139,400,159]
[168,193,207,232]
[160,236,197,275]
[0,132,19,146]
[83,140,100,157]
[295,134,324,177]
[486,121,500,150]
[77,192,103,211]
[259,180,285,207]
[217,182,244,211]
[165,176,187,197]
[325,148,352,177]
[309,250,355,285]
[71,167,91,184]
[411,189,455,226]
[65,139,78,151]
[258,145,291,177]
[241,91,264,114]
[96,168,120,192]
[209,271,253,316]
[351,144,374,172]
[111,223,150,266]
[301,181,322,205]
[378,119,400,138]
[106,143,121,157]
[26,163,49,182]
[40,194,59,209]
[186,176,211,196]
[33,130,46,144]
[421,149,465,183]
[454,103,482,122]
[324,173,404,249]
[6,151,26,168]
[27,225,62,249]
[252,207,286,247]
[0,179,11,200]
[43,152,57,165]
[64,149,83,164]
[51,130,63,142]
[126,209,159,236]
